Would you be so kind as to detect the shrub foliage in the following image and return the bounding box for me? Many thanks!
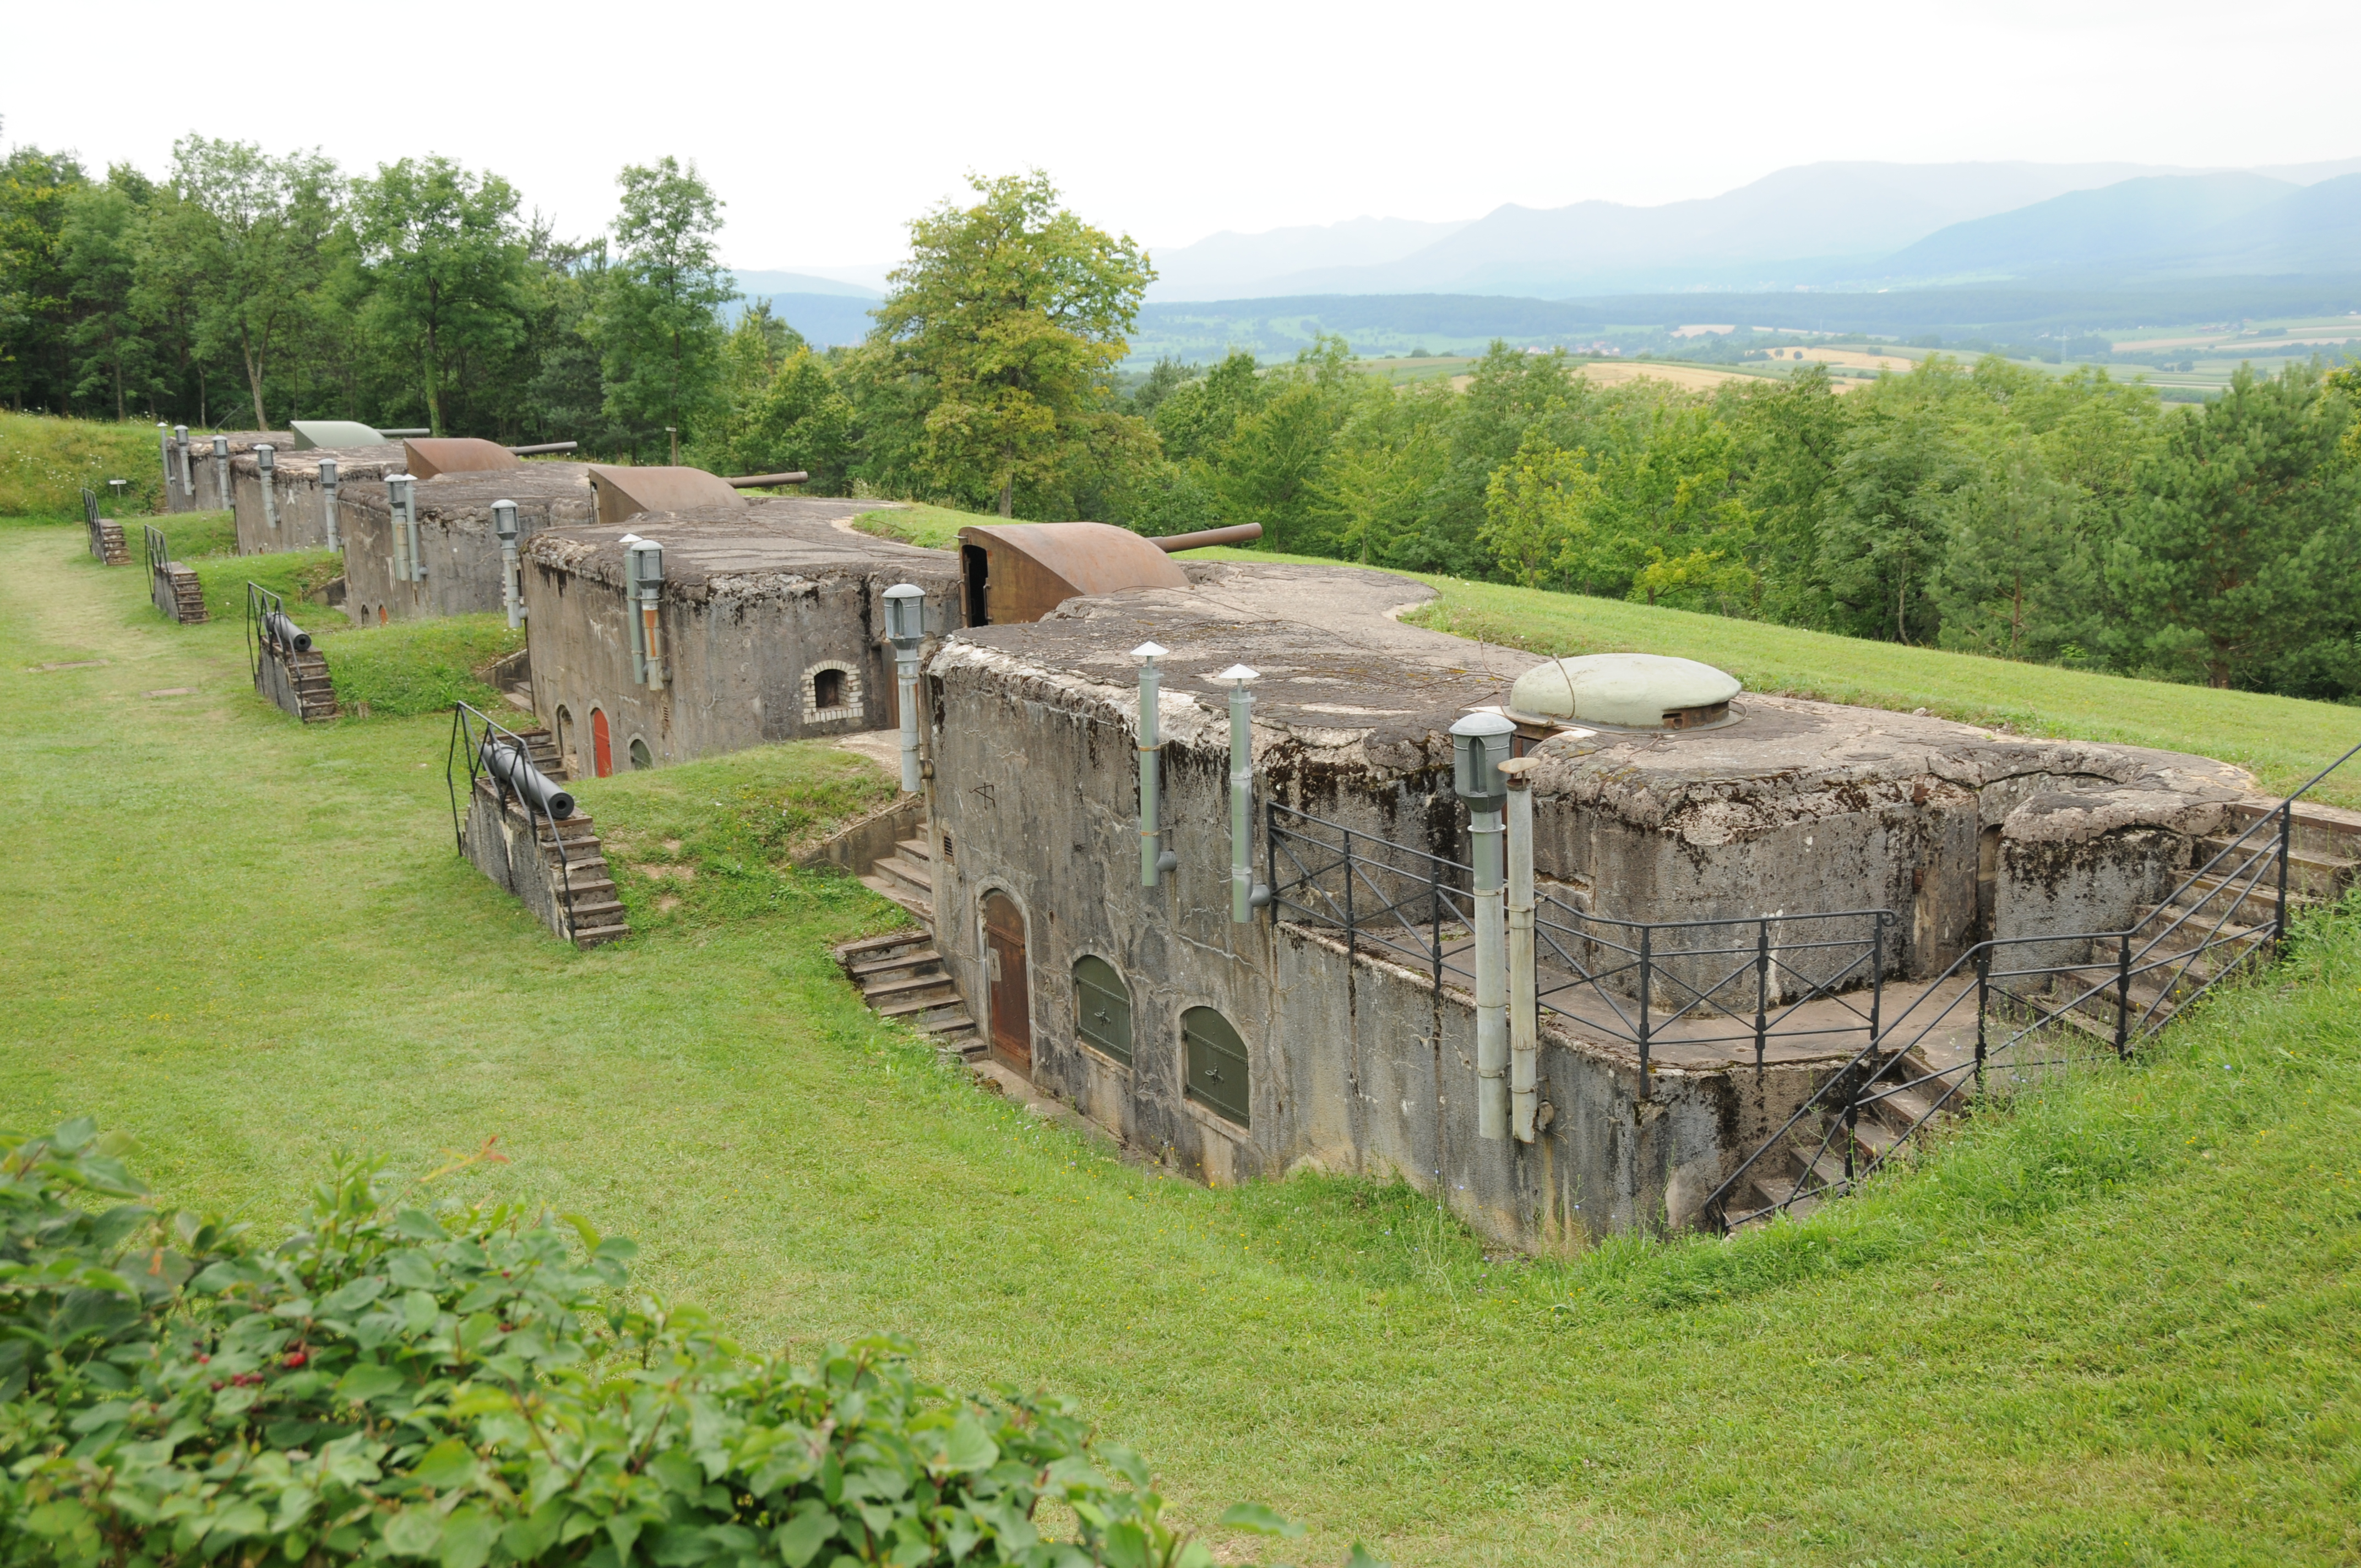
[1,1123,1296,1567]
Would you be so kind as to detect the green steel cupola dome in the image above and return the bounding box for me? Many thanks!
[1505,652,1742,731]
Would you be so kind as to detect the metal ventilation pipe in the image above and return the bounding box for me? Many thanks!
[319,457,341,549]
[1134,641,1178,886]
[1452,711,1516,1141]
[1500,755,1541,1142]
[388,473,422,583]
[1220,665,1272,922]
[883,583,924,793]
[210,434,230,510]
[255,443,279,531]
[492,499,523,629]
[157,424,173,500]
[625,537,665,689]
[174,426,193,498]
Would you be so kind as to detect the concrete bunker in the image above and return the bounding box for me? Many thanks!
[519,499,963,775]
[341,464,597,624]
[915,557,2273,1252]
[229,438,405,556]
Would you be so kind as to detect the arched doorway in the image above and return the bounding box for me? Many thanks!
[590,709,613,777]
[554,706,575,775]
[981,891,1031,1074]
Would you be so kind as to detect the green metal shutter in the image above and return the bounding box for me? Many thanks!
[1182,1006,1249,1128]
[1073,955,1133,1067]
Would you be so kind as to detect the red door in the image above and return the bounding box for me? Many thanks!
[982,892,1031,1075]
[591,709,613,777]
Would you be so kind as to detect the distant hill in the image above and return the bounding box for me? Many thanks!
[731,270,882,300]
[1140,158,2361,302]
[1874,173,2299,280]
[1128,276,2361,363]
[733,292,877,348]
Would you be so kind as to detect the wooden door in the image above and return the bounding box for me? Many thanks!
[591,709,612,778]
[982,891,1031,1074]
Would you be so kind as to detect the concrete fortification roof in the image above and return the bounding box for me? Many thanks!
[523,499,958,598]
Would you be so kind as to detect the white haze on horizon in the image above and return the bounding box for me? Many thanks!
[3,0,2355,276]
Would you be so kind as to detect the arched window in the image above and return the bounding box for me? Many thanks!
[1073,955,1132,1068]
[814,667,845,709]
[628,737,653,770]
[1182,1007,1248,1128]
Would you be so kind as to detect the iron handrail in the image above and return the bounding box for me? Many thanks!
[142,522,170,581]
[1701,738,2361,1232]
[445,700,581,939]
[243,580,291,684]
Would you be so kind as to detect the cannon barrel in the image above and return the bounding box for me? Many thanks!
[263,609,312,652]
[482,740,575,820]
[1151,522,1263,552]
[726,471,809,488]
[509,440,578,456]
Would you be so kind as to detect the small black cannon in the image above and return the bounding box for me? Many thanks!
[481,740,575,820]
[262,609,312,653]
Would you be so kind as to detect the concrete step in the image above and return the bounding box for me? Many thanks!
[851,947,944,979]
[864,973,959,1004]
[896,836,932,865]
[873,854,933,897]
[566,898,625,923]
[572,923,629,949]
[837,927,932,961]
[875,992,970,1021]
[859,873,932,920]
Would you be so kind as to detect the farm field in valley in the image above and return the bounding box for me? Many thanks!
[8,512,2361,1565]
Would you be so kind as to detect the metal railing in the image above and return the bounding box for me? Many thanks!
[142,522,171,580]
[244,581,295,684]
[1266,801,1896,1075]
[445,701,582,937]
[1700,737,2361,1232]
[82,488,104,559]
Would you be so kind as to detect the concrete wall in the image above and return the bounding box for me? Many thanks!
[923,661,1832,1251]
[343,476,590,625]
[522,562,962,772]
[464,781,573,941]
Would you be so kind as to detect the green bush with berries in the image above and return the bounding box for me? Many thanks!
[1,1121,1367,1568]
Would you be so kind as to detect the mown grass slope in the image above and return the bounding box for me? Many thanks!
[1,410,178,518]
[6,514,2359,1564]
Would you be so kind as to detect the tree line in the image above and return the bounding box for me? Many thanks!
[6,139,2355,699]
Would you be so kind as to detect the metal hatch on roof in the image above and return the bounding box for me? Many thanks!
[403,438,523,480]
[1505,653,1744,731]
[586,465,746,527]
[956,521,1191,625]
[290,420,384,450]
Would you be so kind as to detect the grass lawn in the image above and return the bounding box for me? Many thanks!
[7,514,2361,1564]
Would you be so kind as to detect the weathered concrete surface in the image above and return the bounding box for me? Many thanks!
[921,557,2267,1250]
[231,443,404,555]
[164,431,271,514]
[342,464,594,624]
[797,793,928,880]
[461,778,607,943]
[519,500,963,772]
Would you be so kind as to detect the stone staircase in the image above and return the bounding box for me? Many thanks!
[834,928,981,1055]
[282,646,338,723]
[1719,797,2361,1231]
[459,727,625,950]
[153,562,208,624]
[88,519,129,566]
[861,834,937,920]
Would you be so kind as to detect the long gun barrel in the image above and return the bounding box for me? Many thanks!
[481,740,575,820]
[509,441,578,456]
[1151,522,1263,552]
[262,609,312,652]
[726,471,809,488]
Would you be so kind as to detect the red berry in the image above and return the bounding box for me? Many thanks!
[284,1351,308,1369]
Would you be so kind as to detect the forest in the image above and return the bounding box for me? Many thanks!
[5,139,2357,701]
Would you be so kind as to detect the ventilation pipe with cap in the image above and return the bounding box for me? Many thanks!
[388,473,423,583]
[255,443,279,532]
[1452,711,1515,1141]
[625,538,665,689]
[883,583,924,793]
[492,499,523,629]
[156,424,173,501]
[1221,665,1272,922]
[1500,755,1541,1142]
[174,426,193,498]
[319,458,340,549]
[210,434,230,510]
[1134,642,1178,886]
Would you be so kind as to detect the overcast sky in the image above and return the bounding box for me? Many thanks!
[6,0,2355,275]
